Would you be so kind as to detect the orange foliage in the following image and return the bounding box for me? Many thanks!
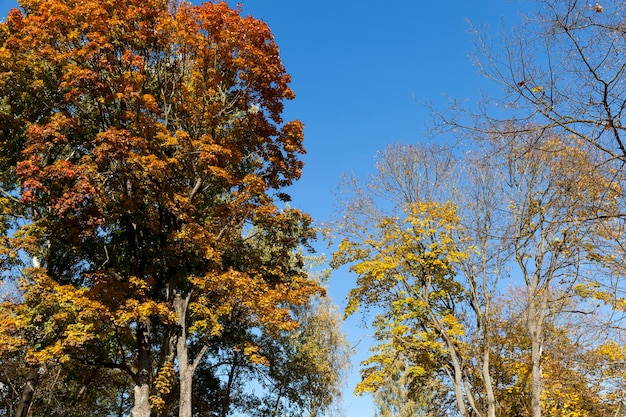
[0,0,319,411]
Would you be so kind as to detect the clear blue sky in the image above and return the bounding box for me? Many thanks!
[0,1,532,415]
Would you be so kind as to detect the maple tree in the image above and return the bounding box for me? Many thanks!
[333,199,471,407]
[0,1,330,416]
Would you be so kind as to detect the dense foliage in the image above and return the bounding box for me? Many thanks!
[0,1,349,416]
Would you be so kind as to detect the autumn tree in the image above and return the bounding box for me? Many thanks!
[372,356,454,417]
[489,289,626,417]
[254,292,351,417]
[331,137,625,417]
[331,144,510,417]
[456,0,626,340]
[487,130,608,417]
[169,260,351,417]
[0,1,326,416]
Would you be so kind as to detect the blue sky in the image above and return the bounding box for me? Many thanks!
[0,1,532,415]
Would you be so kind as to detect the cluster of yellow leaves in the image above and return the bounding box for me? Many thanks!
[17,271,109,363]
[235,343,270,366]
[0,304,27,353]
[189,266,319,341]
[150,361,175,413]
[0,267,183,367]
[541,351,593,417]
[542,394,588,417]
[339,201,468,316]
[574,281,626,312]
[593,341,626,362]
[334,201,470,395]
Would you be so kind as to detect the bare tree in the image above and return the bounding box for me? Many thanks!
[429,2,626,414]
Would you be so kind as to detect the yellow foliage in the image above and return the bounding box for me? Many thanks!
[154,361,175,395]
[149,395,166,414]
[441,314,465,337]
[593,341,625,362]
[234,343,270,366]
[333,200,472,402]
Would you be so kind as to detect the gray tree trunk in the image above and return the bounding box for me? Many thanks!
[132,318,152,417]
[529,312,544,417]
[482,348,497,417]
[174,293,207,417]
[526,280,548,417]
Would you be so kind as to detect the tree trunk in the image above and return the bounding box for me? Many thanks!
[427,302,471,417]
[527,293,546,417]
[15,366,39,417]
[132,318,152,417]
[178,364,193,417]
[449,358,469,417]
[220,353,238,417]
[530,323,544,417]
[177,335,207,417]
[173,293,206,417]
[16,257,43,417]
[482,348,497,417]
